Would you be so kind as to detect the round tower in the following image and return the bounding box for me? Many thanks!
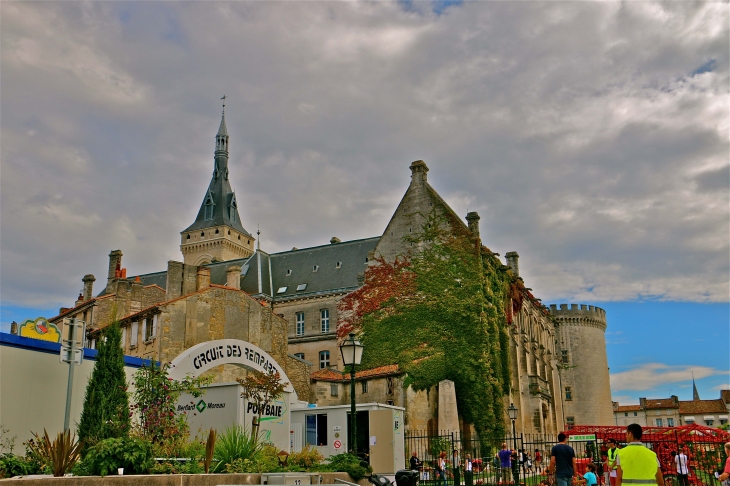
[550,304,614,427]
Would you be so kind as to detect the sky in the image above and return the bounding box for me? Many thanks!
[1,1,728,405]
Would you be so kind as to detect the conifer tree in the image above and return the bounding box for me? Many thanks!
[77,322,130,452]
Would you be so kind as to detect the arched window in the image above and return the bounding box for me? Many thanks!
[229,194,237,222]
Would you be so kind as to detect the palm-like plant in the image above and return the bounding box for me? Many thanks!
[213,425,261,473]
[27,430,82,477]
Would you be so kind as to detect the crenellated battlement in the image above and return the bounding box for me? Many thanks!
[549,303,606,317]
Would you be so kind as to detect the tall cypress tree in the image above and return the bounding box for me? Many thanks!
[78,322,130,452]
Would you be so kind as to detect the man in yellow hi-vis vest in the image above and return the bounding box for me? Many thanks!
[604,438,619,486]
[616,424,664,486]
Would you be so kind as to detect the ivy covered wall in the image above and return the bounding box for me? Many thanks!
[338,213,516,444]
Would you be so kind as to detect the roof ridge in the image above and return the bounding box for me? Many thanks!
[271,236,380,255]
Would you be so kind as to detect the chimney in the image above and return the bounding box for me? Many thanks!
[330,237,341,244]
[639,397,647,410]
[75,293,84,307]
[466,212,480,237]
[409,160,429,185]
[82,274,96,301]
[10,321,18,335]
[166,261,184,300]
[107,250,123,288]
[196,267,211,291]
[505,251,520,277]
[226,265,241,289]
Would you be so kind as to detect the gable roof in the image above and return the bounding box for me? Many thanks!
[311,364,402,382]
[679,399,727,414]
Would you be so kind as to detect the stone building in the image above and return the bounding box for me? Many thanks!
[613,389,730,428]
[49,110,614,437]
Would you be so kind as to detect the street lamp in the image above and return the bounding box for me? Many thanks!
[340,332,364,457]
[507,403,518,450]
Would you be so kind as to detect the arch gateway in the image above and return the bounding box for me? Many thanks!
[170,339,296,451]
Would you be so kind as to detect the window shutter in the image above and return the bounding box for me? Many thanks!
[121,327,127,349]
[142,320,148,342]
[152,315,158,339]
[131,321,138,346]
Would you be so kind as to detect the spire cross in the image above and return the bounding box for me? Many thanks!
[221,95,227,113]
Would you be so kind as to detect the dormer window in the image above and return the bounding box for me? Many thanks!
[286,269,292,276]
[204,190,215,221]
[336,262,342,268]
[229,194,238,223]
[313,265,319,272]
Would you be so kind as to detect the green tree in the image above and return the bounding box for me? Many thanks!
[77,322,130,452]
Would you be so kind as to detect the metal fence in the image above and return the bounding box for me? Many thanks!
[405,426,728,486]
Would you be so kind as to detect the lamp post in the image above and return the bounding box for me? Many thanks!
[340,332,364,457]
[507,403,518,451]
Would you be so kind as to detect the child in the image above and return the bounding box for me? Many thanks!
[577,463,598,486]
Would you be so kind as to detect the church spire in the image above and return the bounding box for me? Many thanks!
[692,373,700,401]
[180,102,253,266]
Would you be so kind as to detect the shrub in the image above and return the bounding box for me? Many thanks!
[213,425,262,472]
[322,453,372,480]
[150,460,204,474]
[84,436,154,476]
[224,445,281,473]
[289,445,324,470]
[25,430,82,477]
[0,454,34,478]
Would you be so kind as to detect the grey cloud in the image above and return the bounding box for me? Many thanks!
[0,1,728,313]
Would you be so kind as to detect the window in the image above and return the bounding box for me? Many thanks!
[186,234,190,239]
[296,313,305,336]
[294,353,305,360]
[634,412,638,416]
[362,381,368,393]
[229,194,237,222]
[277,286,288,294]
[705,419,714,426]
[143,316,156,342]
[655,418,663,427]
[305,413,328,446]
[286,269,292,276]
[320,309,330,333]
[313,265,319,272]
[330,384,339,397]
[566,416,575,430]
[387,377,394,395]
[667,418,674,427]
[655,411,661,415]
[204,191,215,220]
[130,321,139,347]
[565,387,572,401]
[319,351,330,369]
[561,350,569,364]
[336,262,342,268]
[297,284,307,291]
[387,400,395,406]
[720,419,728,425]
[624,413,628,417]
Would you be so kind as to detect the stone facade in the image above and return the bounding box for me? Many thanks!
[550,304,614,426]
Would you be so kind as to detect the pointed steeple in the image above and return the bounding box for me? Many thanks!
[180,104,254,265]
[692,373,700,401]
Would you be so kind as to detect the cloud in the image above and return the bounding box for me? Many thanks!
[712,384,730,391]
[610,363,724,391]
[0,1,728,312]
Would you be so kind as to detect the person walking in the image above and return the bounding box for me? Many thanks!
[498,443,513,484]
[535,448,543,474]
[615,424,664,486]
[671,450,688,486]
[549,432,579,486]
[604,439,620,486]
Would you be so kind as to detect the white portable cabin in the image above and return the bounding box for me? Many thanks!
[290,403,405,474]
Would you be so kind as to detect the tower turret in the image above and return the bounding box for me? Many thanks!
[550,304,614,426]
[180,105,255,266]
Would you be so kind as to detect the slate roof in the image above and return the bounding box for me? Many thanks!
[200,236,379,299]
[679,399,727,414]
[183,113,249,236]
